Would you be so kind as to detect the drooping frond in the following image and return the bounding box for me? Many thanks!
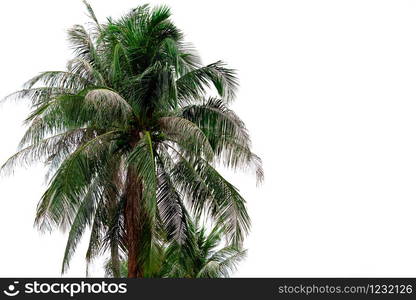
[63,157,124,275]
[0,128,91,176]
[176,61,238,103]
[24,71,92,91]
[159,116,214,161]
[19,99,86,147]
[181,97,250,146]
[181,97,264,183]
[127,132,157,220]
[19,89,132,137]
[85,203,106,275]
[67,58,105,86]
[156,151,188,244]
[84,88,133,124]
[35,130,118,231]
[2,87,71,107]
[61,175,105,274]
[67,24,97,63]
[171,157,250,246]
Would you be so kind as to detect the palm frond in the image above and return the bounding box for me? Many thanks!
[0,128,91,176]
[85,204,106,275]
[67,24,96,62]
[159,117,214,161]
[197,248,247,278]
[127,132,157,220]
[35,130,118,231]
[176,61,238,103]
[24,71,91,91]
[2,87,71,107]
[82,0,101,30]
[67,58,105,86]
[61,175,104,274]
[85,88,133,124]
[156,152,188,244]
[171,157,250,246]
[181,97,264,183]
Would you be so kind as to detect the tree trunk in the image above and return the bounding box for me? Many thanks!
[124,165,144,278]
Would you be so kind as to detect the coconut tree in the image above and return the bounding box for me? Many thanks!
[168,224,246,278]
[114,220,246,278]
[1,1,262,277]
[162,220,247,278]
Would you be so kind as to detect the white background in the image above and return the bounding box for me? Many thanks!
[1,0,416,277]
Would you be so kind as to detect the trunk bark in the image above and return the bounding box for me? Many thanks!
[124,165,144,278]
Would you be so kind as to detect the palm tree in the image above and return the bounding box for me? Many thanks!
[1,1,262,278]
[115,220,246,278]
[164,221,247,278]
